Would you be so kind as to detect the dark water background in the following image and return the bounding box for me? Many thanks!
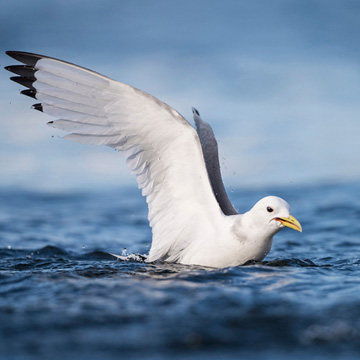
[1,183,360,360]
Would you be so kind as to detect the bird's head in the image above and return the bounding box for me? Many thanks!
[246,196,302,236]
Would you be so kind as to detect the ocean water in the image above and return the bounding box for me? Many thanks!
[1,183,360,360]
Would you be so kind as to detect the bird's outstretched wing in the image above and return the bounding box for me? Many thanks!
[193,108,238,216]
[5,51,225,262]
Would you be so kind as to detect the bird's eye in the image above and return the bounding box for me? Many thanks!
[267,207,274,213]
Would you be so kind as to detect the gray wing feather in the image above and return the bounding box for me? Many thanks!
[192,108,238,216]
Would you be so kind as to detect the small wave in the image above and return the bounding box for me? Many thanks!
[243,258,320,267]
[33,245,69,256]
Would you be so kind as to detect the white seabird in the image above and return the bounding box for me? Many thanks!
[5,51,302,268]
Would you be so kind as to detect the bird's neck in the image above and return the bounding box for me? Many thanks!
[229,213,274,262]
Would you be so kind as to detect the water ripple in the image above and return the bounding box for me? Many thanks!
[1,184,360,359]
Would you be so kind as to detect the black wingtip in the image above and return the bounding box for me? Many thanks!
[6,51,44,66]
[32,103,43,112]
[192,107,200,116]
[5,65,36,79]
[10,76,35,90]
[21,89,37,99]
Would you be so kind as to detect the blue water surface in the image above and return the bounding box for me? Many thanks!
[0,183,360,360]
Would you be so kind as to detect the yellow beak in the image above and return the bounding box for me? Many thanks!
[274,215,302,232]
